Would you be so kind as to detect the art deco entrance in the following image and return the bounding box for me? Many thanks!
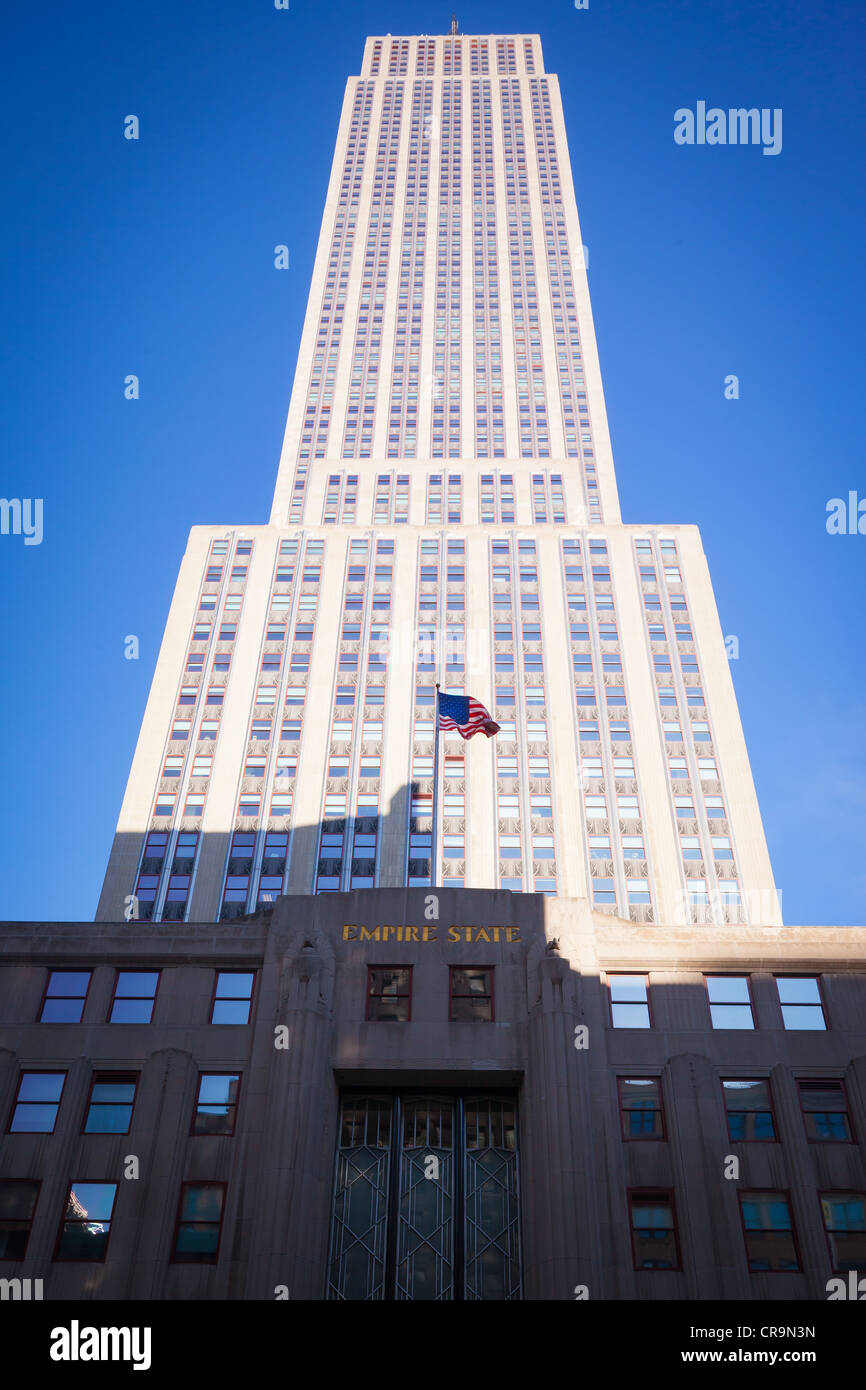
[327,1093,522,1300]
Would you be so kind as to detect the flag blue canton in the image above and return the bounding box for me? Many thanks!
[438,693,470,725]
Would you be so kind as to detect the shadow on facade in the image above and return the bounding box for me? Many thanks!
[1,886,864,1301]
[113,779,489,926]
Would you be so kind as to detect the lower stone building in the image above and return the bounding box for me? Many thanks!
[1,888,864,1300]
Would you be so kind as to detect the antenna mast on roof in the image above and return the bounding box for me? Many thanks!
[451,14,459,35]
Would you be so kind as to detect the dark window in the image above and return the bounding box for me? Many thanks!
[739,1191,799,1272]
[210,972,255,1025]
[629,1190,680,1270]
[172,832,198,875]
[226,831,255,876]
[0,1180,40,1259]
[798,1079,852,1141]
[8,1072,66,1133]
[192,1074,241,1136]
[109,971,159,1024]
[83,1075,138,1134]
[55,1182,118,1261]
[722,1079,776,1141]
[366,967,411,1022]
[40,970,91,1023]
[449,967,494,1022]
[619,1078,664,1139]
[172,1182,226,1263]
[140,831,168,873]
[820,1193,866,1273]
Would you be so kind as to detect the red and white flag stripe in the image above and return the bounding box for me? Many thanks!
[437,693,501,740]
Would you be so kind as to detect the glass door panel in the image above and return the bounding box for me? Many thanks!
[396,1097,454,1300]
[464,1096,521,1300]
[327,1095,392,1300]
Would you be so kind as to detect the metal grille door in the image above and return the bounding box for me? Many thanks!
[328,1092,521,1300]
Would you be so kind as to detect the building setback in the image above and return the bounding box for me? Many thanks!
[1,31,863,1302]
[1,893,866,1300]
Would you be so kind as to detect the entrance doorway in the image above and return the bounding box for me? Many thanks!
[327,1092,521,1300]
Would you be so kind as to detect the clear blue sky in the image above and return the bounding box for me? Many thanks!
[1,0,864,924]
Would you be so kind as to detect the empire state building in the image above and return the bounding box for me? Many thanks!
[2,28,863,1308]
[97,30,779,932]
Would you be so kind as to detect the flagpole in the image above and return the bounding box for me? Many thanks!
[431,681,441,889]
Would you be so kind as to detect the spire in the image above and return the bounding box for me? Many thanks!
[450,13,459,35]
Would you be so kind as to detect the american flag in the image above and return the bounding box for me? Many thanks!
[437,691,500,740]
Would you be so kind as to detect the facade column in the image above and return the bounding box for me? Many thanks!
[240,923,336,1299]
[522,945,601,1298]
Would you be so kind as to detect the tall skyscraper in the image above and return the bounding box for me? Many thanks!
[97,30,781,931]
[6,30,865,1307]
